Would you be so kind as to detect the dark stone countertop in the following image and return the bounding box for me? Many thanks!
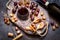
[0,0,60,40]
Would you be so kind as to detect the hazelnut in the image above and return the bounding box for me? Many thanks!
[8,32,14,37]
[19,2,23,6]
[40,11,44,16]
[16,30,21,34]
[14,17,18,22]
[11,16,18,22]
[4,17,10,25]
[15,27,19,31]
[42,15,46,20]
[55,24,59,28]
[52,26,56,31]
[11,17,15,22]
[4,18,8,23]
[7,21,10,25]
[10,13,14,17]
[12,19,15,22]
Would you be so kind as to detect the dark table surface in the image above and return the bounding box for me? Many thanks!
[0,0,60,40]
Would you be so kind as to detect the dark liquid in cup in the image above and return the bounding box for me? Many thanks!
[18,7,28,15]
[17,7,29,20]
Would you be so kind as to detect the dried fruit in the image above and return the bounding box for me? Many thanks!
[33,17,41,24]
[37,22,45,30]
[30,24,36,32]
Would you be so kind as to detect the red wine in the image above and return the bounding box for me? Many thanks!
[17,7,29,20]
[18,7,28,15]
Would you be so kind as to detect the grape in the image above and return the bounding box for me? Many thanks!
[31,16,34,21]
[16,6,18,9]
[37,8,40,13]
[51,22,54,26]
[31,10,35,14]
[31,2,35,6]
[30,6,33,9]
[30,14,34,21]
[34,12,39,16]
[35,4,38,7]
[14,2,17,6]
[12,9,16,13]
[32,7,37,10]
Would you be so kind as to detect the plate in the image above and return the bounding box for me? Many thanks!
[6,0,49,37]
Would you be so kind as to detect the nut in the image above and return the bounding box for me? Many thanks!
[4,17,10,25]
[52,26,56,31]
[10,13,14,17]
[55,24,59,28]
[11,16,18,22]
[7,21,10,25]
[8,32,14,37]
[40,11,44,16]
[15,27,19,31]
[42,15,46,20]
[25,27,31,31]
[16,30,21,34]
